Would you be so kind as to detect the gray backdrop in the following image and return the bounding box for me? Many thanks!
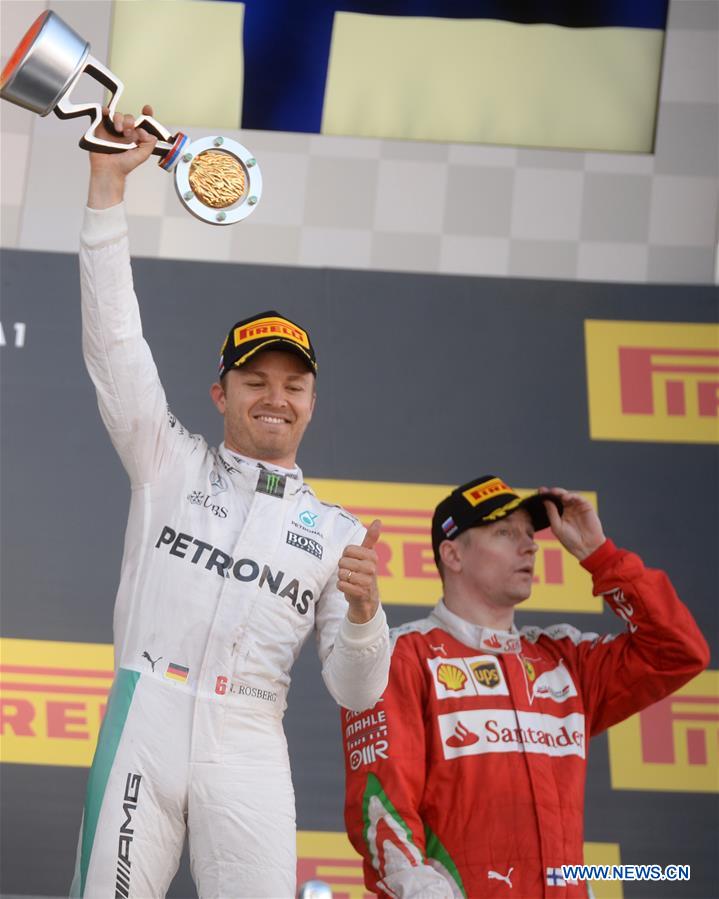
[1,247,717,897]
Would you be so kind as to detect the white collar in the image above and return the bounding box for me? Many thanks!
[431,599,522,655]
[220,443,301,480]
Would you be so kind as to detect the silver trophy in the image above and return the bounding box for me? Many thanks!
[0,10,262,225]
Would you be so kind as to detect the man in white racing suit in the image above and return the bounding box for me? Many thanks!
[70,107,390,898]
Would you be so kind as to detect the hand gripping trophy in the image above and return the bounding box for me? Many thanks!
[0,9,262,225]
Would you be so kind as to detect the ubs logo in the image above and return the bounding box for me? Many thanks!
[187,491,228,519]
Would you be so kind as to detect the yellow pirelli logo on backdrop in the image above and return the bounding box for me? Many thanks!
[297,832,623,899]
[308,479,601,612]
[0,638,113,767]
[585,320,719,444]
[608,670,719,793]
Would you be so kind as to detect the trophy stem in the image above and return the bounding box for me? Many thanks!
[54,55,185,169]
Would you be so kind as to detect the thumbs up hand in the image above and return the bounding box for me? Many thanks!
[338,519,382,622]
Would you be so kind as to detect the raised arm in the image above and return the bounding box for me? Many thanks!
[80,106,200,484]
[540,488,709,734]
[568,538,710,735]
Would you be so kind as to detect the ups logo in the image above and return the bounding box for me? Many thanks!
[471,661,500,689]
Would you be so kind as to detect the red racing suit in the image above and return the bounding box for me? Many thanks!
[343,539,709,898]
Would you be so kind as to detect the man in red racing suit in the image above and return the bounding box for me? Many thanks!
[343,475,709,898]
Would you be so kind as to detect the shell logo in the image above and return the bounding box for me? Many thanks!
[437,664,467,691]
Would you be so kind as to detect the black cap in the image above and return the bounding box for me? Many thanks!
[218,310,317,379]
[431,475,563,565]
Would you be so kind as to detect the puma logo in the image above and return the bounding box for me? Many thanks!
[142,651,162,672]
[488,867,514,888]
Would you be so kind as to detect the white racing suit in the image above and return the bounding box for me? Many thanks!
[70,204,390,898]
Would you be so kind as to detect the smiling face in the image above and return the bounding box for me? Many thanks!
[210,350,316,468]
[439,507,539,626]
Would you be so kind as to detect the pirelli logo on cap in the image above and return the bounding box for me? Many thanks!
[585,320,719,444]
[462,477,513,507]
[234,317,310,349]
